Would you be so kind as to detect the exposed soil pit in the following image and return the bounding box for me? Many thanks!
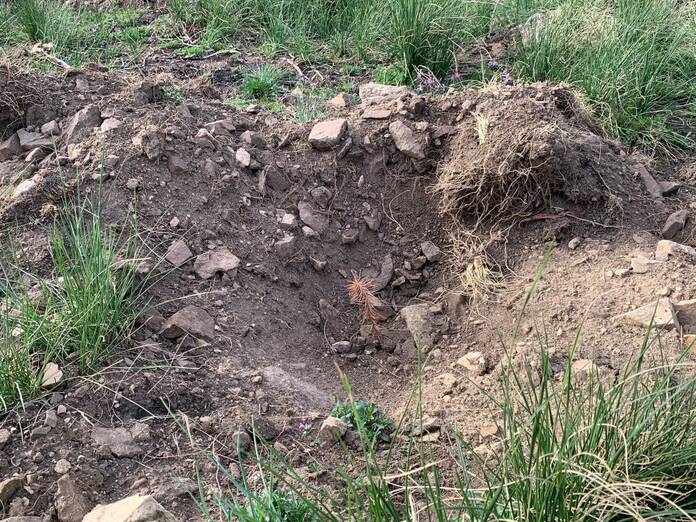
[1,65,695,520]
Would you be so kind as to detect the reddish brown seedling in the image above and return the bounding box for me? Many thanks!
[347,273,384,335]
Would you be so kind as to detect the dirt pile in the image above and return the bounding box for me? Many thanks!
[0,64,692,520]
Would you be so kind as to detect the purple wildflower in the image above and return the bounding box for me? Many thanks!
[299,421,312,432]
[487,59,499,69]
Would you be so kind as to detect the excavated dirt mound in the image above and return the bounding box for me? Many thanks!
[0,64,693,520]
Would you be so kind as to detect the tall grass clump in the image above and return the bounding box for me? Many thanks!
[513,0,696,151]
[0,198,146,411]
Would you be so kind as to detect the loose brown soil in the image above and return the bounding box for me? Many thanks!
[1,58,695,521]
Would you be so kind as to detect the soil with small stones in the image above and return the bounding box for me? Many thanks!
[1,57,695,521]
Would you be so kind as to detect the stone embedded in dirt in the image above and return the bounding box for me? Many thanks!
[568,237,581,250]
[165,240,193,267]
[298,201,329,235]
[92,427,143,458]
[240,130,266,148]
[12,176,39,199]
[230,430,252,452]
[41,120,60,136]
[132,126,162,161]
[318,416,349,445]
[204,119,236,135]
[153,477,196,502]
[167,153,188,175]
[126,178,140,191]
[25,147,48,164]
[613,297,677,330]
[327,93,351,109]
[362,108,392,120]
[659,181,680,196]
[83,495,177,522]
[55,475,91,522]
[479,424,498,439]
[655,239,696,261]
[310,186,333,208]
[45,410,58,428]
[662,210,689,239]
[673,299,696,330]
[332,341,352,354]
[0,476,24,505]
[308,118,347,150]
[341,229,359,244]
[274,234,297,258]
[570,359,600,382]
[54,459,71,474]
[364,212,382,231]
[400,304,435,349]
[62,105,103,144]
[0,133,21,160]
[389,120,425,160]
[235,147,252,168]
[420,241,442,262]
[456,352,488,376]
[0,428,10,450]
[16,129,53,151]
[359,83,412,107]
[100,118,122,132]
[193,247,241,279]
[131,422,151,442]
[194,128,216,149]
[42,362,63,386]
[302,226,320,238]
[630,255,662,274]
[309,257,327,271]
[434,373,458,391]
[135,81,165,104]
[161,305,215,339]
[371,255,394,292]
[278,211,297,229]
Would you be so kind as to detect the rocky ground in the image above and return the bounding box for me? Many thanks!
[0,61,695,521]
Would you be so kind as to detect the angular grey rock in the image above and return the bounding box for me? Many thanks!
[161,305,215,339]
[235,147,251,168]
[0,133,21,160]
[371,255,394,292]
[132,127,162,161]
[55,475,92,522]
[0,475,24,505]
[298,201,329,235]
[400,304,435,349]
[613,298,677,330]
[318,416,349,445]
[204,119,236,135]
[100,118,122,132]
[41,120,60,136]
[17,129,53,151]
[0,428,10,450]
[274,234,297,258]
[240,130,266,148]
[389,120,425,159]
[308,119,347,150]
[62,105,102,144]
[655,239,696,261]
[456,352,488,376]
[662,210,689,239]
[193,247,240,279]
[420,241,442,262]
[91,427,143,458]
[165,240,193,267]
[167,153,188,175]
[82,495,177,522]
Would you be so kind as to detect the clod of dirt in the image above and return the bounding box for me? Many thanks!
[91,427,143,458]
[436,84,627,225]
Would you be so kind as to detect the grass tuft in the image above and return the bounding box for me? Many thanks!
[241,64,286,100]
[0,196,147,411]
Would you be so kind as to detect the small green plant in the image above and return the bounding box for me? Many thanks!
[162,85,184,104]
[330,400,393,444]
[241,65,286,100]
[374,64,408,86]
[228,488,317,522]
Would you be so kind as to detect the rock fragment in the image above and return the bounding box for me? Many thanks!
[161,305,215,339]
[613,298,677,330]
[389,120,425,159]
[193,248,240,279]
[91,427,143,458]
[165,240,193,267]
[308,119,347,150]
[662,210,689,239]
[82,495,177,522]
[55,475,91,522]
